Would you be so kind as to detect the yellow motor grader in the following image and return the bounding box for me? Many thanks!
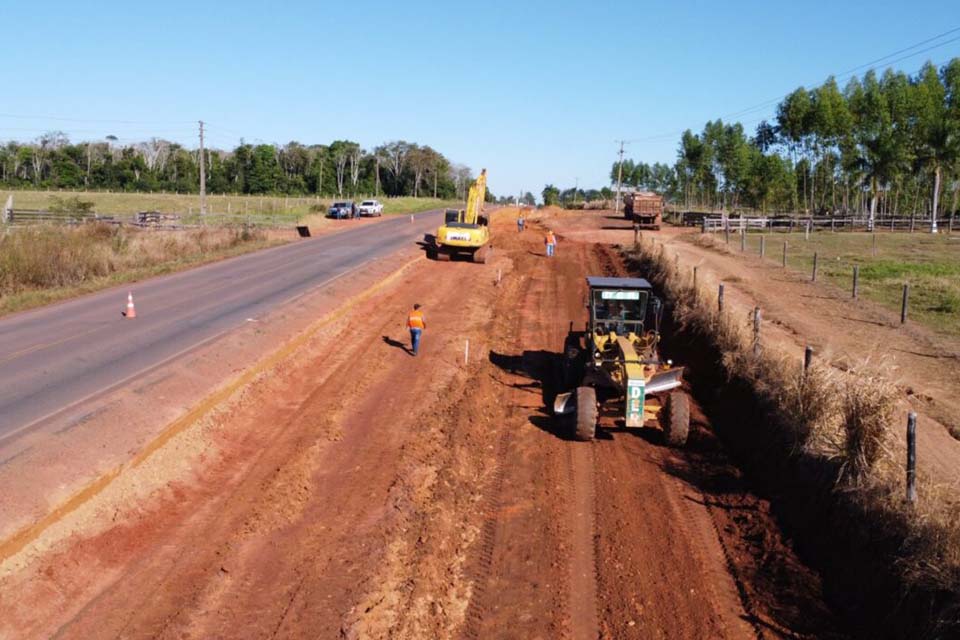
[554,276,690,445]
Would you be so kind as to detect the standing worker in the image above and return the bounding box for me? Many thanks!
[407,303,426,356]
[517,209,525,233]
[545,230,556,257]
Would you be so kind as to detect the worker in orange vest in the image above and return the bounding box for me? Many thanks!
[545,230,556,257]
[407,303,426,356]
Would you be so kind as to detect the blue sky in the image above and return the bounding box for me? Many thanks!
[1,1,958,198]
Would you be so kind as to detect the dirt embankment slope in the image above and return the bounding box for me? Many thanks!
[0,209,840,638]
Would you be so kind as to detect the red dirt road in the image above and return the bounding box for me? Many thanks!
[0,209,840,639]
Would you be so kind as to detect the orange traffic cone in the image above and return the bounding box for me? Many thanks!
[123,292,137,318]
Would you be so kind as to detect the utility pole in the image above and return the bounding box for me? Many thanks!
[199,120,207,215]
[614,140,627,216]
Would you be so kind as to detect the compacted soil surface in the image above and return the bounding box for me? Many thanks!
[0,209,843,639]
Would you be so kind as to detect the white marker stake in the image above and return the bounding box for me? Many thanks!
[410,214,414,223]
[497,268,502,284]
[464,339,470,365]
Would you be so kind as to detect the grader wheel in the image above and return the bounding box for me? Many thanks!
[573,386,597,441]
[661,391,690,447]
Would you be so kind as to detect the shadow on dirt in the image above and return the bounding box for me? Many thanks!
[382,335,412,356]
[418,233,482,262]
[621,248,960,639]
[488,349,578,440]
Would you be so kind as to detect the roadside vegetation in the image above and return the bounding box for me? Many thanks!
[638,58,959,219]
[692,230,960,337]
[5,190,463,219]
[0,224,277,316]
[0,138,485,202]
[627,237,960,637]
[535,57,960,218]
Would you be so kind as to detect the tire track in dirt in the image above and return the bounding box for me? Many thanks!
[458,229,604,640]
[567,441,600,638]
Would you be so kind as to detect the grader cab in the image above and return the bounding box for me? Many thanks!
[554,276,690,445]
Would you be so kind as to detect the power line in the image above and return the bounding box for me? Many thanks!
[622,28,960,144]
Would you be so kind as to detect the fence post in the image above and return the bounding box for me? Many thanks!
[872,232,878,257]
[901,284,910,324]
[906,412,917,504]
[831,218,835,232]
[718,283,725,313]
[803,345,813,373]
[692,265,698,291]
[812,252,819,282]
[805,219,811,241]
[782,241,788,268]
[740,230,746,252]
[752,307,762,356]
[759,235,765,258]
[724,225,730,245]
[910,214,915,233]
[701,218,707,234]
[852,265,860,299]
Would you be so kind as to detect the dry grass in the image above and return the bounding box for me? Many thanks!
[4,189,461,220]
[0,224,277,315]
[625,235,960,627]
[830,366,898,485]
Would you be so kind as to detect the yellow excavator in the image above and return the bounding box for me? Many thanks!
[433,169,490,263]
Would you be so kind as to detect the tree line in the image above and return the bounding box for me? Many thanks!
[606,58,960,223]
[0,136,479,200]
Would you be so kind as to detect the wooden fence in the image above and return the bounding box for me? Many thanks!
[699,214,954,234]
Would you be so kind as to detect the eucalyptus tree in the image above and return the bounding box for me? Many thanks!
[913,62,959,231]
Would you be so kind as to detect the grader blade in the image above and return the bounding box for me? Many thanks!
[553,391,574,416]
[645,367,684,395]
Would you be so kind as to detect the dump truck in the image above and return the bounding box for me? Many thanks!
[433,169,490,263]
[554,276,689,445]
[624,191,663,230]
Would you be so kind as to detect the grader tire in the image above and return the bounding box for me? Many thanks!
[662,391,690,448]
[573,386,597,441]
[436,250,451,262]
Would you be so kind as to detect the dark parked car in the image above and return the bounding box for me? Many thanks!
[327,201,356,219]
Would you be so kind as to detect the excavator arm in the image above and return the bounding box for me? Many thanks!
[464,169,487,225]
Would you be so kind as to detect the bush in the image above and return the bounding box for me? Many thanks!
[47,195,95,215]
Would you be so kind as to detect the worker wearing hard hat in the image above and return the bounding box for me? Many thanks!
[407,303,426,356]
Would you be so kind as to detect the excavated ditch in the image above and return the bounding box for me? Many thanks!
[623,248,960,639]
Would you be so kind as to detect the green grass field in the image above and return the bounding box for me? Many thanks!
[3,189,462,222]
[714,230,960,337]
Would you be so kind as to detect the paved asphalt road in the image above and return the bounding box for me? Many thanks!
[0,211,443,440]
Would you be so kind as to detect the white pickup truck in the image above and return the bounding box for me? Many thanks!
[357,199,384,217]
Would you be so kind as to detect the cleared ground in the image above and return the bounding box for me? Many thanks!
[0,209,842,638]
